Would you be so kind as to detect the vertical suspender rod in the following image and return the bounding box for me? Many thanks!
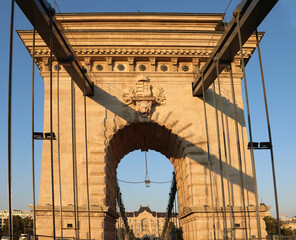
[8,0,15,239]
[228,64,248,239]
[49,7,56,240]
[199,69,217,240]
[255,29,281,236]
[83,68,92,240]
[31,27,36,237]
[234,9,262,239]
[211,60,228,239]
[215,59,235,240]
[57,62,63,239]
[71,59,79,240]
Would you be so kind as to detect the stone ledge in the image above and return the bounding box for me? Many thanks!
[30,205,118,219]
[179,205,270,219]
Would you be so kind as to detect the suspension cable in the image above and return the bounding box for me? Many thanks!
[7,0,15,238]
[83,69,92,240]
[212,58,228,239]
[255,28,281,236]
[117,179,172,184]
[199,69,217,240]
[234,10,262,239]
[228,63,248,240]
[56,62,63,239]
[145,150,150,187]
[71,58,79,240]
[49,7,56,240]
[31,27,36,237]
[215,60,234,239]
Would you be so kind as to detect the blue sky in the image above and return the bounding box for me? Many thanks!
[0,0,296,218]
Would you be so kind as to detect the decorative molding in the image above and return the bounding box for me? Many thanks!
[84,57,92,71]
[160,64,168,72]
[171,58,178,72]
[128,57,134,71]
[149,57,156,72]
[30,47,254,59]
[182,65,189,72]
[139,64,146,71]
[96,64,103,71]
[117,64,125,71]
[42,57,49,71]
[106,57,113,71]
[192,58,200,68]
[54,64,61,71]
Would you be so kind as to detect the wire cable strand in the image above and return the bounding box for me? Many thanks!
[7,0,15,238]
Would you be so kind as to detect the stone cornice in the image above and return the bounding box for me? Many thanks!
[29,47,253,58]
[56,12,224,23]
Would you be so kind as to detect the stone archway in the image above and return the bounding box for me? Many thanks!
[18,12,270,240]
[105,118,204,239]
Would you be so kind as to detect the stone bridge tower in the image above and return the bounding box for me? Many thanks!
[19,13,269,240]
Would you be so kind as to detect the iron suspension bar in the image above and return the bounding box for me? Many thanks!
[57,62,63,239]
[49,8,56,240]
[71,61,79,240]
[200,69,217,240]
[234,10,262,239]
[83,70,92,240]
[255,29,281,236]
[31,27,36,237]
[228,64,248,240]
[212,69,228,239]
[8,0,15,238]
[215,59,234,240]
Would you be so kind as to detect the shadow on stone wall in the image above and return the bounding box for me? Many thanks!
[89,85,254,195]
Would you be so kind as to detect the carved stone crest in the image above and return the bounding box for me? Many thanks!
[122,76,166,117]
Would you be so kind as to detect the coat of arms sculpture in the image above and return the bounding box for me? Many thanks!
[122,76,166,117]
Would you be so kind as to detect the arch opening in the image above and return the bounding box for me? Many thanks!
[105,122,188,211]
[116,149,178,239]
[106,121,186,239]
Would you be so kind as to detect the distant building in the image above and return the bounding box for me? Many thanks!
[282,216,296,230]
[280,214,290,221]
[0,210,32,228]
[116,205,179,240]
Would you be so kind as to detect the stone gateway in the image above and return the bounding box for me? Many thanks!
[18,13,269,240]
